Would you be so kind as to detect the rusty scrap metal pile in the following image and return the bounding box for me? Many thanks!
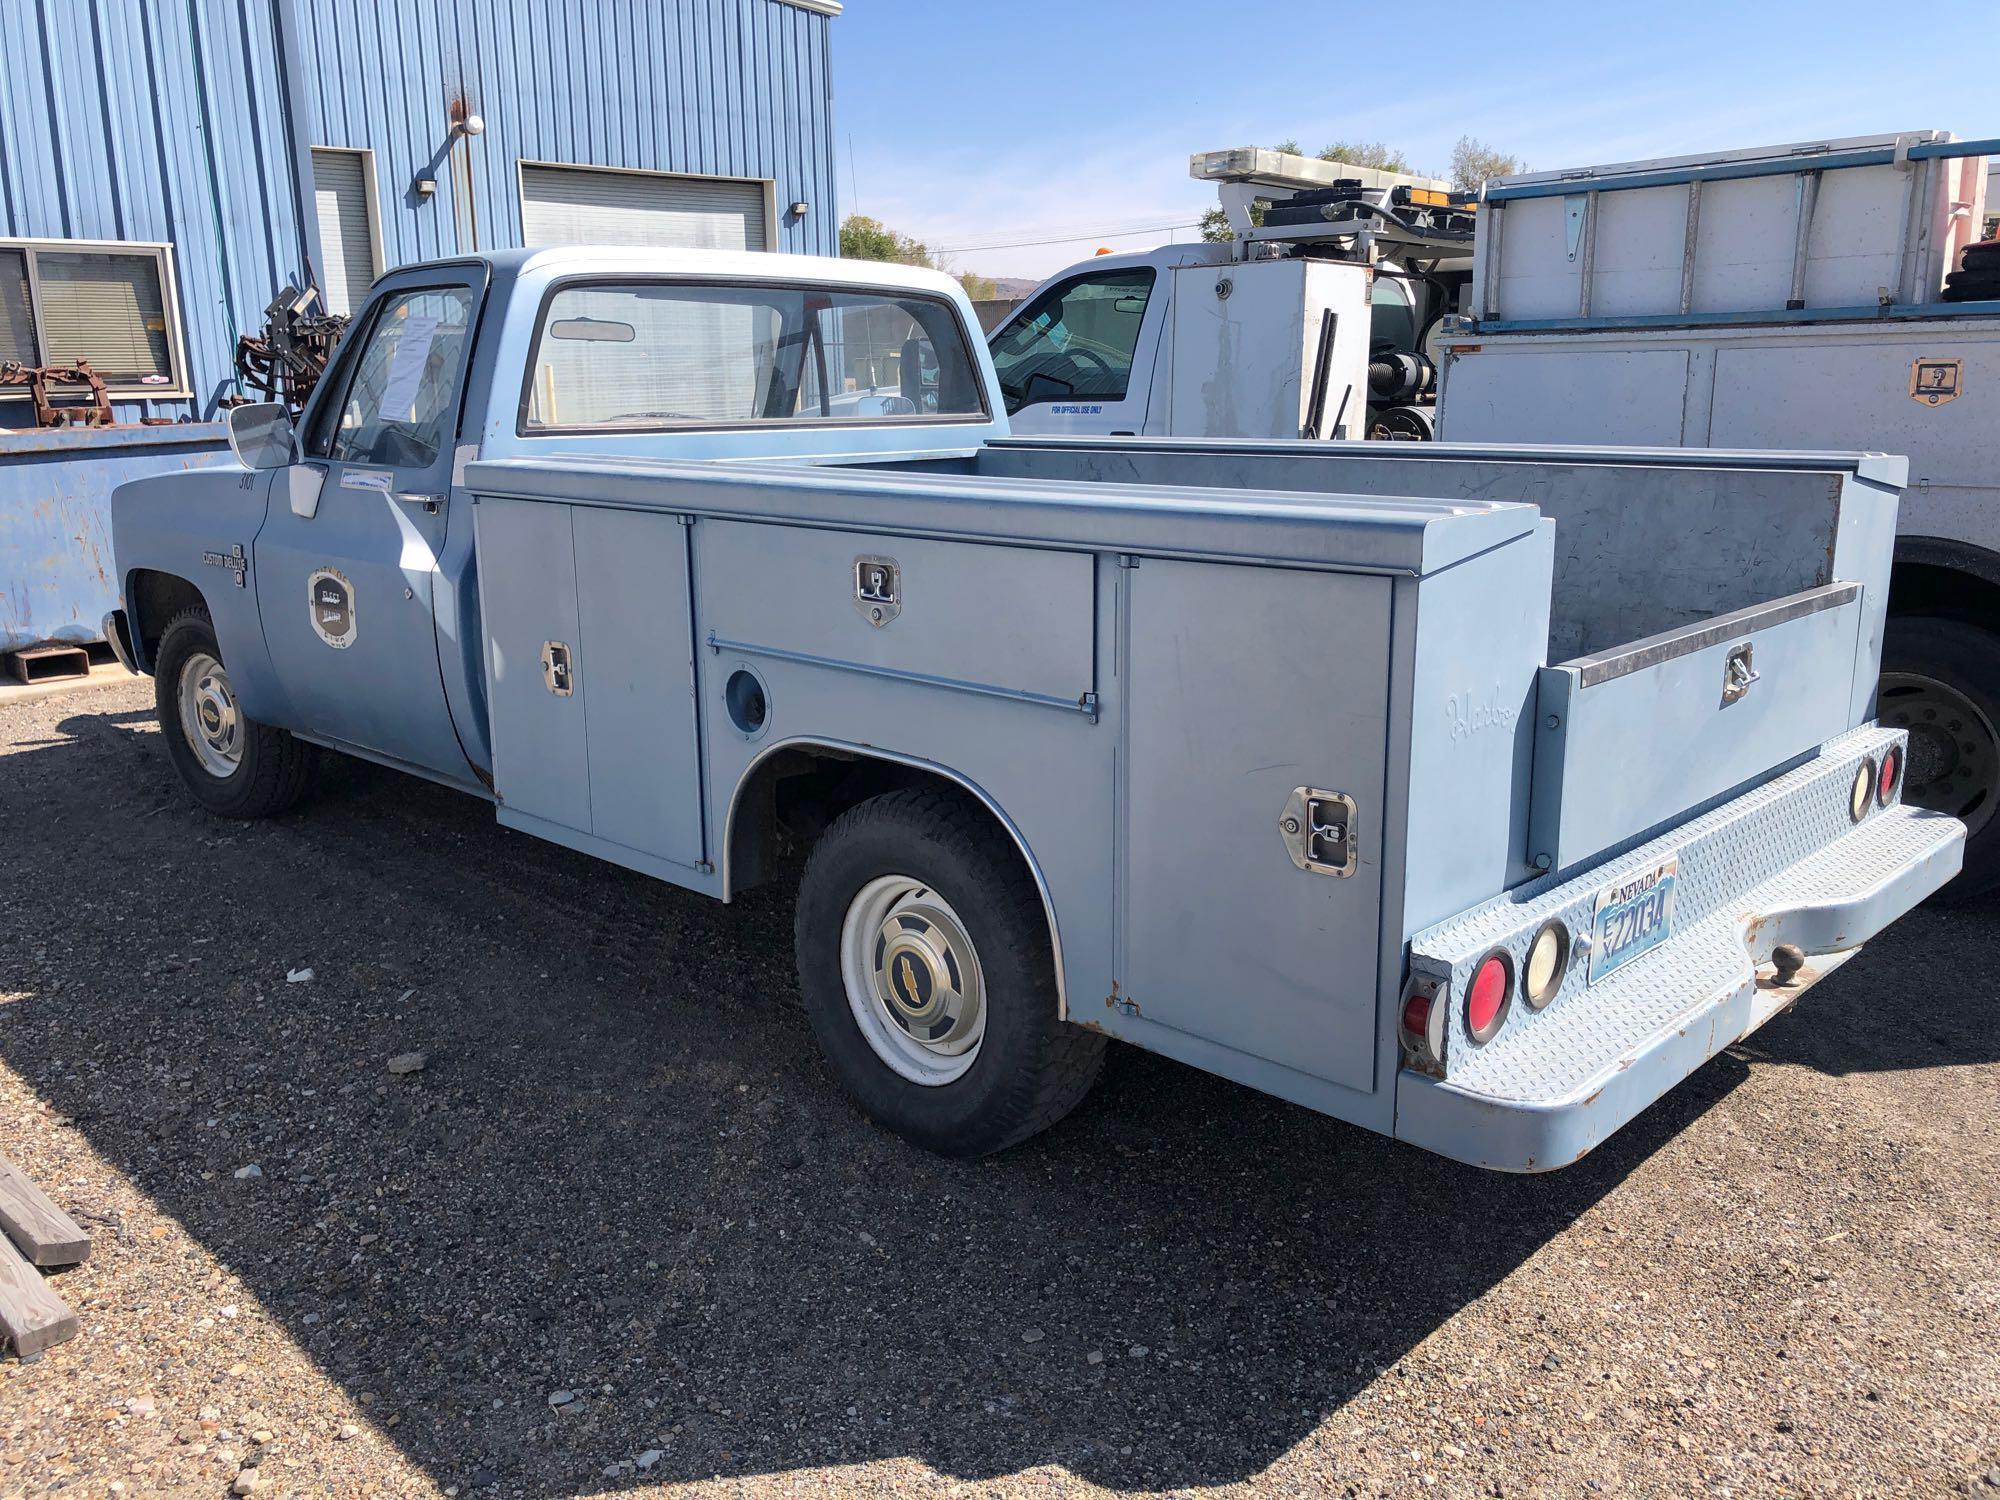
[232,285,349,416]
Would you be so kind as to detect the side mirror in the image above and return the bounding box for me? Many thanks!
[225,402,297,471]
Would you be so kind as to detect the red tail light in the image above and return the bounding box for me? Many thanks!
[1466,951,1513,1043]
[1401,989,1431,1037]
[1400,975,1448,1065]
[1878,746,1901,805]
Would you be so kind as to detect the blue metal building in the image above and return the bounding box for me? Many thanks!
[0,0,840,655]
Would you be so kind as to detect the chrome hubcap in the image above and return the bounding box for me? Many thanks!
[177,651,242,779]
[1879,670,1998,839]
[840,875,986,1086]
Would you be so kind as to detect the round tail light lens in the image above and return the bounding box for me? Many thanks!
[1466,951,1513,1043]
[1849,758,1876,823]
[1877,746,1901,806]
[1401,989,1431,1037]
[1524,920,1570,1008]
[1399,977,1448,1064]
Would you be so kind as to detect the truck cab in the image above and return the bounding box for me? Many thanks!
[111,248,1006,796]
[995,147,1476,443]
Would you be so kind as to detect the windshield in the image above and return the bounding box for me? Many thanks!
[989,268,1154,414]
[521,281,986,431]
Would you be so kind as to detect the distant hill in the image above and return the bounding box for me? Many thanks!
[976,276,1039,299]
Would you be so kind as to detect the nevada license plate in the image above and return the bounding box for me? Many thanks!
[1589,856,1679,984]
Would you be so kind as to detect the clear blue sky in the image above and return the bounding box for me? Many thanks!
[833,0,1998,280]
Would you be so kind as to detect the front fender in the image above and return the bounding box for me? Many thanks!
[113,466,292,726]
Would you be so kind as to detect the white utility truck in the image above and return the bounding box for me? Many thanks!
[992,148,1476,444]
[1436,129,2000,891]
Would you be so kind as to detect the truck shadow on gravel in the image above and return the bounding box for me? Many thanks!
[1,706,1985,1494]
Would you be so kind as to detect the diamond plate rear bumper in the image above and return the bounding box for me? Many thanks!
[1394,727,1963,1172]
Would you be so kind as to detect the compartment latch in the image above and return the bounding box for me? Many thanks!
[1280,787,1358,877]
[854,555,901,626]
[1721,642,1759,705]
[541,640,575,698]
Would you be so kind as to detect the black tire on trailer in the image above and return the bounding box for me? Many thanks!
[153,606,318,818]
[1960,241,2000,271]
[1878,615,2000,897]
[793,786,1105,1157]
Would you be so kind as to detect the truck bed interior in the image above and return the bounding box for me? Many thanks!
[872,437,1893,667]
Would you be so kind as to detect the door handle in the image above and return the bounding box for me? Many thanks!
[395,492,444,514]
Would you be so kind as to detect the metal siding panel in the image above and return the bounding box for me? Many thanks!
[0,0,834,423]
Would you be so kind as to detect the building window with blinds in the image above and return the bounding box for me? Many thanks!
[0,240,184,396]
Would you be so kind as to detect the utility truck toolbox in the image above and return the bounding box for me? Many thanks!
[106,247,1960,1170]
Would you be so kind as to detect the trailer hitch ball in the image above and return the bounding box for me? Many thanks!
[1769,943,1807,987]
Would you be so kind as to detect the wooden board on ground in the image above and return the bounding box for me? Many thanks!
[0,1154,90,1266]
[0,1230,77,1357]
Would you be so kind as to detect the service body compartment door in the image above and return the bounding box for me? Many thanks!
[572,507,703,867]
[478,498,591,832]
[1120,560,1390,1092]
[476,499,704,871]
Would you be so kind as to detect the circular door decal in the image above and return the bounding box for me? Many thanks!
[307,567,358,649]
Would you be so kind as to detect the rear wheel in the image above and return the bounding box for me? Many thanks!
[154,607,317,818]
[1879,616,2000,895]
[793,787,1104,1156]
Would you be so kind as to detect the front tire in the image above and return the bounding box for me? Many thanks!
[794,787,1105,1156]
[153,607,317,818]
[1879,615,2000,896]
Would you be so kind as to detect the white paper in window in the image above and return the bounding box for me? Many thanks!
[374,313,441,421]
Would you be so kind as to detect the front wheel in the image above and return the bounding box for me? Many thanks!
[153,607,318,818]
[1879,615,2000,896]
[793,787,1105,1156]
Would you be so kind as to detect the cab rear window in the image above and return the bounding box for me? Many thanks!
[519,280,987,432]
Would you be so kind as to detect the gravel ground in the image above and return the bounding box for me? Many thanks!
[0,675,1995,1499]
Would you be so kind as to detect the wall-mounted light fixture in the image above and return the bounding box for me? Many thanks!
[413,177,437,198]
[789,201,810,218]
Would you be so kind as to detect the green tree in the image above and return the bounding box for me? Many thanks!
[1450,136,1520,193]
[957,271,997,301]
[1315,140,1414,173]
[839,214,934,267]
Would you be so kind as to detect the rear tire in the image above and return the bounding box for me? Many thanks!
[153,607,317,818]
[793,787,1104,1156]
[1879,616,2000,896]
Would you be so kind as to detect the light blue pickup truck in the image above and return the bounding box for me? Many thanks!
[105,247,1962,1168]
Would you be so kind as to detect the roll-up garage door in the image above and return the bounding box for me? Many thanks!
[311,148,378,316]
[519,164,769,251]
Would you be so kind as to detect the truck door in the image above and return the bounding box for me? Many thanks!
[990,267,1159,436]
[253,269,483,781]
